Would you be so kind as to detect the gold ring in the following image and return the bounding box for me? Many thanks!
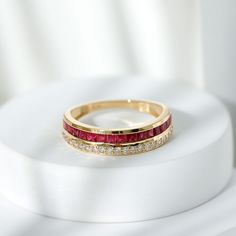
[62,99,173,156]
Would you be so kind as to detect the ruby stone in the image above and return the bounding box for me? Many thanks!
[97,134,106,142]
[127,133,138,142]
[86,132,97,141]
[138,131,147,141]
[154,126,161,135]
[79,130,87,140]
[106,135,116,143]
[116,135,127,143]
[64,114,172,144]
[148,129,154,138]
[160,122,167,132]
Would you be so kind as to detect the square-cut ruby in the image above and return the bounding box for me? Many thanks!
[69,126,76,135]
[147,129,154,138]
[138,131,147,141]
[127,133,138,142]
[116,135,127,143]
[66,124,72,133]
[160,122,167,132]
[73,129,80,137]
[63,121,67,130]
[79,130,87,140]
[86,132,97,142]
[106,135,117,143]
[154,126,161,135]
[97,134,106,142]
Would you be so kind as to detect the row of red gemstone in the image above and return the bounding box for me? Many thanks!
[64,115,171,144]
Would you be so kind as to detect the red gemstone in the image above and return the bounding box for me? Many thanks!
[154,126,161,135]
[86,132,97,142]
[69,126,77,136]
[107,135,117,143]
[160,122,167,132]
[97,134,107,142]
[166,118,170,127]
[73,129,80,137]
[66,124,71,133]
[79,130,87,140]
[147,129,154,138]
[63,121,67,130]
[116,135,127,143]
[138,131,147,141]
[127,133,138,142]
[68,126,73,133]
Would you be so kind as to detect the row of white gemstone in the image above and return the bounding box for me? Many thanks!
[63,125,173,156]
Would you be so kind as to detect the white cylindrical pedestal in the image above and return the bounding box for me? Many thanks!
[0,78,233,222]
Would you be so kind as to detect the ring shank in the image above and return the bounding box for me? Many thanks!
[64,100,170,133]
[71,100,164,120]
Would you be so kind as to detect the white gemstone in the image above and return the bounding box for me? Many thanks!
[145,143,151,151]
[158,138,163,145]
[129,146,136,153]
[150,141,156,149]
[71,140,78,147]
[98,146,105,153]
[107,146,114,155]
[69,139,75,146]
[114,147,121,155]
[78,142,84,150]
[122,147,129,155]
[164,135,168,142]
[135,145,140,152]
[153,141,158,148]
[92,146,98,153]
[138,144,145,152]
[85,145,91,152]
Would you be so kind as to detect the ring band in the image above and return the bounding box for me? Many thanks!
[62,99,173,156]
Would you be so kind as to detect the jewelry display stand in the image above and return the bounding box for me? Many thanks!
[0,78,233,223]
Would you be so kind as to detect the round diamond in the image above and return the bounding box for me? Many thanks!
[92,145,98,153]
[85,145,91,152]
[138,144,145,152]
[153,141,158,148]
[129,146,136,153]
[78,142,84,150]
[145,143,151,151]
[150,141,155,149]
[69,139,76,146]
[163,135,167,142]
[71,139,78,147]
[98,146,105,154]
[114,147,121,155]
[122,146,129,155]
[106,146,114,155]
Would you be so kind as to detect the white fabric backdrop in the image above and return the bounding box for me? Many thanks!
[0,0,203,101]
[0,0,235,99]
[1,0,235,153]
